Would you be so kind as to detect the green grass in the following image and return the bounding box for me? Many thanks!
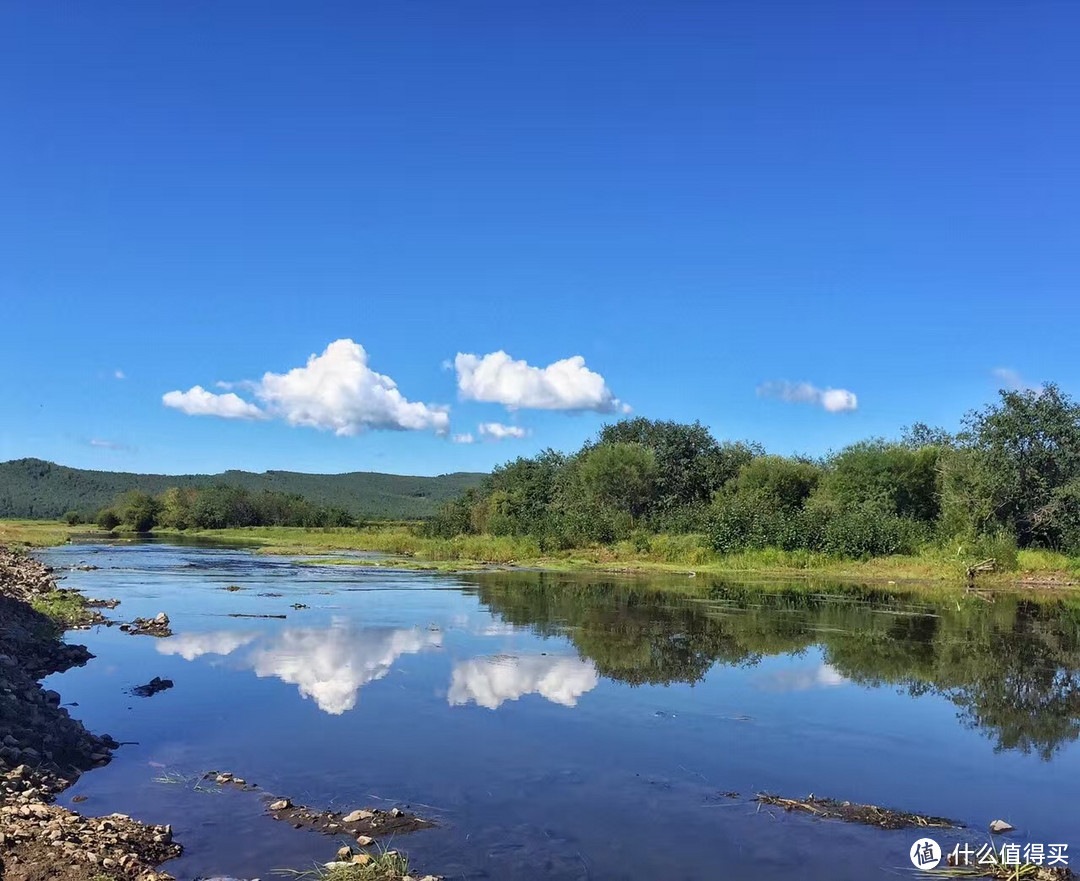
[29,589,93,627]
[170,525,1080,592]
[0,519,106,546]
[273,849,412,881]
[6,519,1080,593]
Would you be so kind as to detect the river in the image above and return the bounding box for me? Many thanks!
[37,542,1080,880]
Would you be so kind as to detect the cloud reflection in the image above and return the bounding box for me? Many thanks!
[158,622,441,715]
[157,630,257,661]
[755,662,847,692]
[449,654,598,709]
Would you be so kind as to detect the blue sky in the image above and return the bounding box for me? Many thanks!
[1,1,1076,476]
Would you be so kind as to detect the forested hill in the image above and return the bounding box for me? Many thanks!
[0,459,487,520]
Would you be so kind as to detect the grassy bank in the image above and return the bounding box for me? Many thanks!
[146,524,1080,587]
[0,519,108,547]
[5,519,1079,589]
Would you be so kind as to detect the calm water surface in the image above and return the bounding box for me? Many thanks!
[37,543,1080,880]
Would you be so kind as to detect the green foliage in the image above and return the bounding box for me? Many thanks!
[578,442,657,518]
[597,418,759,511]
[91,485,356,532]
[96,508,121,530]
[725,455,821,512]
[116,490,161,533]
[0,458,485,520]
[62,510,81,525]
[938,384,1080,553]
[812,440,940,522]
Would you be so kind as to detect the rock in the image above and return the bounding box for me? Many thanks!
[132,676,174,698]
[352,853,373,865]
[342,809,374,823]
[390,807,403,817]
[269,799,291,811]
[153,612,169,625]
[356,835,375,847]
[989,819,1015,834]
[336,845,353,861]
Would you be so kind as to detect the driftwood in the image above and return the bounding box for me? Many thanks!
[754,793,960,830]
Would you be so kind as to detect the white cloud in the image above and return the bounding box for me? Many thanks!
[992,368,1039,393]
[87,438,130,451]
[164,340,450,435]
[478,422,529,440]
[452,433,476,445]
[455,351,627,412]
[757,380,858,413]
[114,369,126,380]
[448,654,599,709]
[162,385,266,420]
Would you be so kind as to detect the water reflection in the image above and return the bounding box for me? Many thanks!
[448,655,599,709]
[461,572,1080,759]
[754,662,847,692]
[157,631,256,661]
[159,622,442,714]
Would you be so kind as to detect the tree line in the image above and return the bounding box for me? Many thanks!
[71,485,356,532]
[427,384,1080,561]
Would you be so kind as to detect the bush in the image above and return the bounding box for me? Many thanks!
[63,510,81,525]
[96,509,121,531]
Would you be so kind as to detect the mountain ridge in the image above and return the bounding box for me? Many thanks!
[0,458,486,520]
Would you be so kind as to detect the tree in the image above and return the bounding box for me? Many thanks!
[578,443,658,519]
[813,440,940,522]
[961,384,1080,550]
[157,487,196,530]
[728,455,821,512]
[597,418,759,511]
[116,491,160,532]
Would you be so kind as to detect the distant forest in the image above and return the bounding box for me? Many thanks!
[0,460,485,521]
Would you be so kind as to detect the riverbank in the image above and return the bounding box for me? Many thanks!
[0,546,180,880]
[4,519,1080,591]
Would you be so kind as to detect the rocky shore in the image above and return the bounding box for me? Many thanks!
[0,546,181,880]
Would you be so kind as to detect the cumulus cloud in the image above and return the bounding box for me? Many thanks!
[448,654,599,709]
[478,422,528,440]
[455,351,627,412]
[757,380,858,413]
[163,340,450,435]
[163,385,266,420]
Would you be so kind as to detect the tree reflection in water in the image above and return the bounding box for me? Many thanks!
[461,572,1080,759]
